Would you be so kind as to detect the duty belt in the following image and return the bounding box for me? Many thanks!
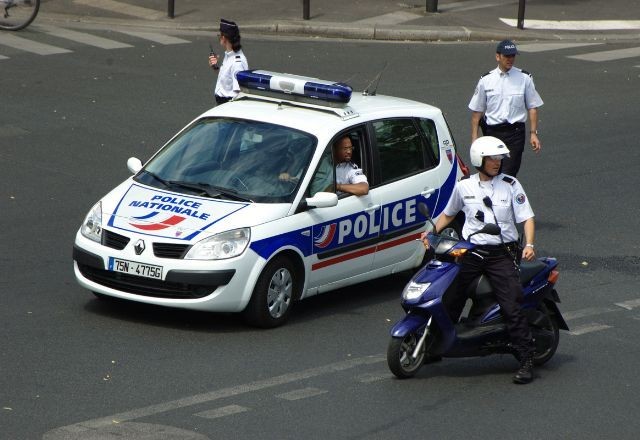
[486,122,525,132]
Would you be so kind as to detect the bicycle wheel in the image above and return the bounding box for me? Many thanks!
[0,0,40,31]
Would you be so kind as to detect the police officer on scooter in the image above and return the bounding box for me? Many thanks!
[423,136,537,384]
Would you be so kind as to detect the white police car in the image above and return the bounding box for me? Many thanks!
[73,70,469,327]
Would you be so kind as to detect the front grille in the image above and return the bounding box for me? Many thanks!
[103,230,130,250]
[77,264,216,299]
[153,243,190,259]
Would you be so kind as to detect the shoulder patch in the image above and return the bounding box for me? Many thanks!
[502,176,515,185]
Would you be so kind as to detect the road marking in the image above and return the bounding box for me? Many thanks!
[114,30,191,45]
[500,18,640,30]
[563,306,621,321]
[46,355,383,435]
[0,54,8,60]
[33,25,133,50]
[73,0,165,20]
[0,33,72,55]
[615,298,640,310]
[569,323,612,336]
[355,11,421,26]
[517,42,603,53]
[276,387,328,401]
[442,0,516,13]
[357,372,389,383]
[194,404,249,419]
[569,47,640,62]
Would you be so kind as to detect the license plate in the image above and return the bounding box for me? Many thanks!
[108,257,163,280]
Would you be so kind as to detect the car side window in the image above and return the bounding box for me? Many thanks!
[417,118,440,164]
[309,147,335,196]
[372,118,426,184]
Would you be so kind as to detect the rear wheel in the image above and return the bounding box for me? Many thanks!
[387,332,425,379]
[531,302,560,366]
[243,256,297,328]
[0,0,40,31]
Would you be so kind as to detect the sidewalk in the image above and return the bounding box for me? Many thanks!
[38,0,640,42]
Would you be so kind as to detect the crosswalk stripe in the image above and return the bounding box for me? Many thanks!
[355,11,421,26]
[32,25,133,50]
[0,54,9,60]
[517,42,603,53]
[73,0,165,20]
[114,30,190,45]
[500,18,640,30]
[615,298,640,310]
[0,33,72,55]
[569,47,640,62]
[569,323,612,336]
[275,387,328,401]
[194,405,249,419]
[563,306,621,321]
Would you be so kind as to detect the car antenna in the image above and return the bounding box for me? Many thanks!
[362,62,388,96]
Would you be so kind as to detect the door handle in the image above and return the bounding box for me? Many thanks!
[365,204,380,212]
[421,188,436,197]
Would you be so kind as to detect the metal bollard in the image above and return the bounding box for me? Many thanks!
[168,0,175,19]
[426,0,438,13]
[517,0,526,29]
[303,0,310,20]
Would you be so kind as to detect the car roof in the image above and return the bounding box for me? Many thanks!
[199,93,444,136]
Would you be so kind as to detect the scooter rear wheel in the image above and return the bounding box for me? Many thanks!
[387,333,425,379]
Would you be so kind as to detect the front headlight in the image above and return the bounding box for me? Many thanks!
[184,228,250,260]
[402,280,431,301]
[80,201,103,243]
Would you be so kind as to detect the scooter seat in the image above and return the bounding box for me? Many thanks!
[519,260,547,285]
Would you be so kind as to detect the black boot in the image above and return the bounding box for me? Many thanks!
[513,356,534,384]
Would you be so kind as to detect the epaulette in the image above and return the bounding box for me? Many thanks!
[521,70,533,77]
[351,162,358,169]
[502,176,515,185]
[235,55,242,61]
[460,174,470,180]
[480,71,492,79]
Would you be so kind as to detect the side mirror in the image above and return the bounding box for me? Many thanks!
[305,191,339,209]
[417,202,430,218]
[127,157,143,174]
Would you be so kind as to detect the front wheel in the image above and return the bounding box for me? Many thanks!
[387,333,425,379]
[531,302,560,366]
[0,0,40,31]
[243,256,298,328]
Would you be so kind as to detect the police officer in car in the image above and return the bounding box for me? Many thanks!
[422,136,537,384]
[468,40,543,177]
[333,135,369,196]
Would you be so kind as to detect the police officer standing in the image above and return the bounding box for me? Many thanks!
[468,40,543,177]
[208,19,249,105]
[423,136,537,384]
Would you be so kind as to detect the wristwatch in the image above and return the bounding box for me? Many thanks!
[525,244,535,248]
[530,130,538,135]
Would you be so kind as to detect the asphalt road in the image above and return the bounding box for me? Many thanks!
[1,24,640,439]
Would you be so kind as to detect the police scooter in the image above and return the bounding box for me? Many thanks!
[386,203,568,379]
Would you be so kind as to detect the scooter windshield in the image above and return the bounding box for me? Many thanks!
[427,233,460,256]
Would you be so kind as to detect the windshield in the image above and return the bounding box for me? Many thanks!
[136,118,317,203]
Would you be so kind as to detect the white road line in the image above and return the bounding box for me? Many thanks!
[500,18,640,30]
[115,30,190,45]
[615,298,640,310]
[276,387,328,401]
[0,33,72,55]
[563,306,621,321]
[569,47,640,62]
[32,25,132,50]
[0,54,8,60]
[441,0,516,13]
[517,42,603,53]
[355,11,421,26]
[73,0,165,20]
[46,355,383,436]
[569,323,612,336]
[194,404,249,419]
[357,372,389,383]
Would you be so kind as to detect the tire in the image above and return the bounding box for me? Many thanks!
[243,256,297,328]
[0,0,40,31]
[387,332,425,379]
[530,302,560,366]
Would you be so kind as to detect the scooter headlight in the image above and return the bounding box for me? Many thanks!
[402,281,431,301]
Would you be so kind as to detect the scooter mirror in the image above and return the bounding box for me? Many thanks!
[417,202,431,218]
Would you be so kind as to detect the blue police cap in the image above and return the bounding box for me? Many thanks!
[496,40,519,55]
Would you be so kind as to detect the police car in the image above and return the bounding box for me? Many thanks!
[73,70,469,327]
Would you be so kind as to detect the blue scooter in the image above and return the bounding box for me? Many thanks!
[387,204,568,379]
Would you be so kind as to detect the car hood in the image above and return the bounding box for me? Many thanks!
[100,180,290,242]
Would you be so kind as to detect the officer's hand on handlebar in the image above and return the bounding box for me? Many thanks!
[420,231,431,249]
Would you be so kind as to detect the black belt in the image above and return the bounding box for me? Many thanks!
[474,242,519,257]
[486,122,525,132]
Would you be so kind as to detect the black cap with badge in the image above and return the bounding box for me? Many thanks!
[220,18,240,40]
[496,39,519,55]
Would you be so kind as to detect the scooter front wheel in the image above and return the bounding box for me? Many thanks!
[387,333,425,379]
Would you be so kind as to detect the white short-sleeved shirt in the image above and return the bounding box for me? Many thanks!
[443,173,534,245]
[468,67,543,125]
[214,49,248,98]
[336,162,368,186]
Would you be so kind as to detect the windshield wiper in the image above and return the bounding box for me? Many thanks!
[168,180,253,203]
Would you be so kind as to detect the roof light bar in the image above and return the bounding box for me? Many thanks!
[236,70,352,107]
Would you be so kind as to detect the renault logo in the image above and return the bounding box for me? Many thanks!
[134,239,146,255]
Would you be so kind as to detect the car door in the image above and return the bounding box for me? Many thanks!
[304,127,380,291]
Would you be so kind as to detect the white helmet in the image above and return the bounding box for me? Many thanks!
[469,136,510,167]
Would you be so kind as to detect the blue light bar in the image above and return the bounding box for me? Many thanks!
[236,70,352,107]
